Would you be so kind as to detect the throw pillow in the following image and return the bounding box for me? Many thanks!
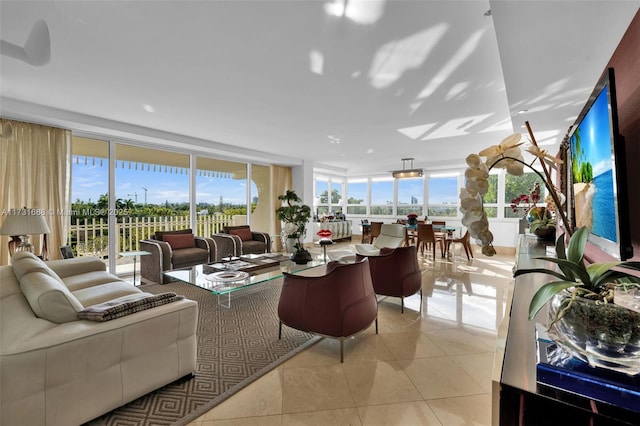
[20,272,84,323]
[163,233,196,250]
[230,228,253,241]
[78,292,183,322]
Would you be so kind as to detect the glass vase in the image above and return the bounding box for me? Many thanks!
[547,290,640,375]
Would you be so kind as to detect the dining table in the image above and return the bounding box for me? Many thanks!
[433,225,461,258]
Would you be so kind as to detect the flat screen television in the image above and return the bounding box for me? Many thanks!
[568,67,633,260]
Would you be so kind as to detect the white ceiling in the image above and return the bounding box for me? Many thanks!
[1,1,638,176]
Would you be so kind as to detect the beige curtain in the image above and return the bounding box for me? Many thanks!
[270,165,292,252]
[0,119,71,265]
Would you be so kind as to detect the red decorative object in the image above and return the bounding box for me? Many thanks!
[317,229,333,239]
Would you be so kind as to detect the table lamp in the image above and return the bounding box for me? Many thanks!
[0,208,51,255]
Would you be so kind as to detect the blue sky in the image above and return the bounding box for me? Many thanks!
[72,162,250,205]
[73,162,458,206]
[572,85,614,177]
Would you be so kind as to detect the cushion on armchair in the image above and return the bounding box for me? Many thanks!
[229,228,253,241]
[163,233,196,250]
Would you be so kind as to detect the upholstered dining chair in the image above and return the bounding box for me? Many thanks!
[277,258,378,362]
[416,223,445,261]
[446,230,474,260]
[369,221,383,244]
[356,245,423,313]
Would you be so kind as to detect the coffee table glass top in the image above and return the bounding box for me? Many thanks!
[163,258,324,295]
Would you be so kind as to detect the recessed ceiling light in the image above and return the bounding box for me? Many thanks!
[367,148,374,154]
[518,109,528,114]
[328,135,341,144]
[143,104,155,113]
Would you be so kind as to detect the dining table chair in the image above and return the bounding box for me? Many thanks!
[446,230,474,260]
[416,223,445,260]
[369,221,383,244]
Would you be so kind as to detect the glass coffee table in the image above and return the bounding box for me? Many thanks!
[163,258,324,308]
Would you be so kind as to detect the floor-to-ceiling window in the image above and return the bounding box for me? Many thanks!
[70,136,110,262]
[315,176,344,217]
[196,157,251,233]
[397,177,424,216]
[427,173,459,218]
[504,171,543,218]
[370,177,394,216]
[315,177,329,216]
[346,178,367,215]
[114,143,190,276]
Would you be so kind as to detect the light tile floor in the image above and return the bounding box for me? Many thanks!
[188,240,515,426]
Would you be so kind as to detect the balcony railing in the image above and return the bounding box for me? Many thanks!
[67,214,234,258]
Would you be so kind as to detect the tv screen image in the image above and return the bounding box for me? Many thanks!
[570,87,616,240]
[568,68,632,260]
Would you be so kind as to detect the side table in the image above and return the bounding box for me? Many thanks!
[315,239,335,263]
[119,250,151,285]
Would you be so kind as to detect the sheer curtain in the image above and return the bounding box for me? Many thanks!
[0,119,71,265]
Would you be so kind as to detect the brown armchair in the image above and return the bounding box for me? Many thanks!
[139,229,216,284]
[277,258,378,362]
[357,245,423,313]
[211,225,271,258]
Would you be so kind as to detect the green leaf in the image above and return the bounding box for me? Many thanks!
[566,226,588,264]
[586,262,621,284]
[555,233,567,260]
[513,267,567,281]
[534,256,591,286]
[528,281,578,320]
[618,261,640,272]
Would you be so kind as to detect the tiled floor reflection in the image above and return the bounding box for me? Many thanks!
[189,241,515,426]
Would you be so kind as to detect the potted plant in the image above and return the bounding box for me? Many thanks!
[529,209,556,240]
[276,190,312,264]
[515,226,640,374]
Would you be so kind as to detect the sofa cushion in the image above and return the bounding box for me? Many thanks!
[241,240,268,254]
[19,271,84,323]
[64,270,125,292]
[11,251,64,284]
[163,233,196,250]
[229,228,253,241]
[72,282,142,307]
[171,247,209,268]
[78,292,184,322]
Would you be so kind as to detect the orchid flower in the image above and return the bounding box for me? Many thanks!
[460,128,572,256]
[526,146,564,167]
[479,133,525,175]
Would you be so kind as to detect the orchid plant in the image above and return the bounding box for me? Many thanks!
[460,122,571,256]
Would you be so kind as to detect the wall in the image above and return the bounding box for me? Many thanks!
[586,9,640,262]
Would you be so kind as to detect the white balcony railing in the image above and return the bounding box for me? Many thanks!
[67,214,234,258]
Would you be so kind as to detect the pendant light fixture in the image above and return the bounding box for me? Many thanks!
[391,158,423,178]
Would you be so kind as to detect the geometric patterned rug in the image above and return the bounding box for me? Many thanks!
[86,278,320,426]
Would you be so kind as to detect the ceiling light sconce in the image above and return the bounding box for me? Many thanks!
[391,158,423,179]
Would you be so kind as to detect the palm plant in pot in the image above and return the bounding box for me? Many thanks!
[515,226,640,374]
[276,190,312,264]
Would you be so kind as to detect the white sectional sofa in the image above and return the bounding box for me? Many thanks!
[0,252,198,426]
